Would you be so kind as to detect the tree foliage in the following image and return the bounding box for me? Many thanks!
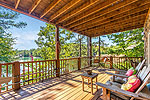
[0,7,27,62]
[35,23,91,59]
[107,28,144,57]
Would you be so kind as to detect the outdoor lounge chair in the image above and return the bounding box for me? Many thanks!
[96,65,150,100]
[105,59,145,83]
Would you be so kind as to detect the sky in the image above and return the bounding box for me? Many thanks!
[6,8,111,50]
[10,14,46,50]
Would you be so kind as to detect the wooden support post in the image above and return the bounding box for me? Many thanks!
[79,35,81,57]
[99,36,101,67]
[55,25,60,77]
[12,61,20,90]
[110,56,113,69]
[89,37,92,67]
[87,37,90,66]
[78,35,81,70]
[144,8,150,66]
[78,57,81,70]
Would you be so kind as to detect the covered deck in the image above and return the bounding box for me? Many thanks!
[0,67,111,100]
[0,0,150,100]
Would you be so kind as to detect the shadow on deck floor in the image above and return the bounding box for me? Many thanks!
[0,67,111,100]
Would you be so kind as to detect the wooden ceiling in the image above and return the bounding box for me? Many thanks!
[0,0,149,37]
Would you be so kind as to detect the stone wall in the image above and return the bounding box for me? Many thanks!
[144,8,150,66]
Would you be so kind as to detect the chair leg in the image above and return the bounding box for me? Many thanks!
[103,88,110,100]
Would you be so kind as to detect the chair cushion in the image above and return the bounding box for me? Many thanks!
[126,67,136,76]
[121,75,141,92]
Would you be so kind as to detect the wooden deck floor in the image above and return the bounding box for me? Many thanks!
[0,67,112,100]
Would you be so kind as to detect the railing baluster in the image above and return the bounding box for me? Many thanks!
[35,62,37,82]
[48,61,50,79]
[51,61,52,78]
[28,63,29,85]
[6,64,8,91]
[39,62,41,81]
[45,61,47,79]
[32,62,33,84]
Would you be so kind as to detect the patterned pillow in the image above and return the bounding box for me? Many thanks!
[126,67,136,76]
[121,75,141,92]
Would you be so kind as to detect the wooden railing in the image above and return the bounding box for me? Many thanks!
[0,63,13,93]
[19,60,56,87]
[92,56,144,70]
[0,56,143,93]
[112,57,143,70]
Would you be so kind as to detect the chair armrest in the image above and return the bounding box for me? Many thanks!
[107,69,127,73]
[105,72,129,78]
[96,82,143,99]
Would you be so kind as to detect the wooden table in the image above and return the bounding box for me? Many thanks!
[80,73,98,94]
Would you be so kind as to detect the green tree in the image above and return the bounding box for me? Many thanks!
[0,7,27,62]
[107,28,144,57]
[35,24,77,59]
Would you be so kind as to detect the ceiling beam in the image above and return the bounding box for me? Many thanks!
[55,0,119,24]
[0,1,82,36]
[69,0,150,30]
[40,0,62,18]
[49,0,85,22]
[89,20,144,35]
[90,24,144,37]
[15,0,20,9]
[76,7,149,32]
[28,0,42,14]
[83,15,146,33]
[65,0,146,28]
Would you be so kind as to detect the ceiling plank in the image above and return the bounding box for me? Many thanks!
[40,0,62,18]
[15,0,20,9]
[65,0,147,28]
[0,1,81,35]
[83,17,145,35]
[76,6,149,32]
[90,24,144,37]
[28,0,42,14]
[49,0,85,22]
[55,0,119,24]
[90,20,144,35]
[69,0,150,29]
[83,14,146,33]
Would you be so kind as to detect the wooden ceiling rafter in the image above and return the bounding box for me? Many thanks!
[70,0,150,30]
[83,17,146,35]
[64,0,141,28]
[28,0,42,14]
[40,0,62,18]
[0,0,149,37]
[90,24,144,37]
[49,0,85,22]
[84,15,146,34]
[0,1,82,35]
[55,0,119,24]
[77,8,149,32]
[88,20,145,35]
[15,0,20,9]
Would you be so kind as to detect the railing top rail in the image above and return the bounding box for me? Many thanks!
[19,59,57,63]
[0,62,14,65]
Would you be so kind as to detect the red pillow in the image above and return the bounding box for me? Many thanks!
[126,69,134,76]
[121,75,141,92]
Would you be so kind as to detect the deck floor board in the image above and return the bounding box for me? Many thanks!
[0,67,112,100]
